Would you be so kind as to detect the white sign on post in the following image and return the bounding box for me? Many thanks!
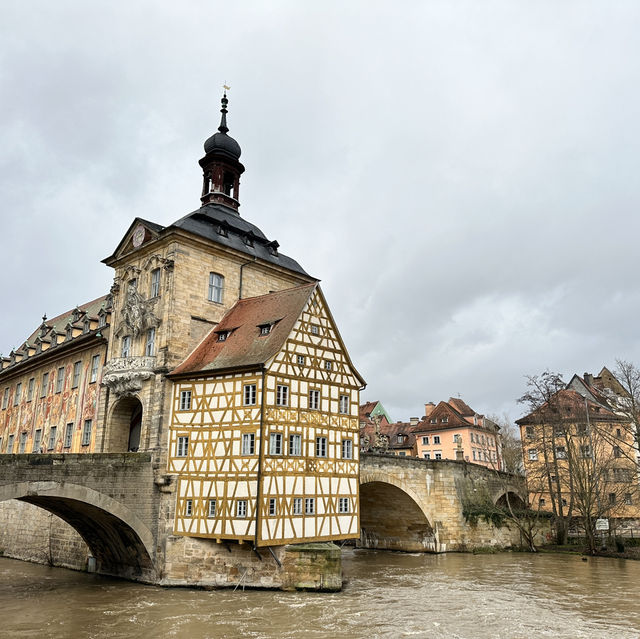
[595,518,609,531]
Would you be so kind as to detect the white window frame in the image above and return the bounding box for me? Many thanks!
[289,433,302,456]
[41,372,49,397]
[208,272,224,304]
[242,433,255,455]
[338,497,350,513]
[14,382,21,405]
[27,378,34,401]
[434,451,442,460]
[236,499,248,518]
[2,387,9,409]
[185,499,193,517]
[341,439,353,459]
[293,497,302,515]
[309,389,320,410]
[433,435,440,444]
[56,367,65,393]
[305,497,315,514]
[145,328,155,357]
[32,430,41,453]
[150,268,161,298]
[316,436,327,458]
[64,423,74,449]
[208,499,217,517]
[8,434,15,453]
[339,395,349,414]
[423,452,431,460]
[297,355,305,366]
[269,498,277,516]
[90,355,100,383]
[179,390,192,411]
[528,448,538,461]
[177,436,189,457]
[422,436,429,445]
[244,384,257,406]
[72,361,81,389]
[48,426,57,451]
[81,420,92,446]
[276,384,289,406]
[324,360,332,371]
[269,433,283,455]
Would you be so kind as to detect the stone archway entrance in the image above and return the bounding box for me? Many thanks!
[107,397,143,452]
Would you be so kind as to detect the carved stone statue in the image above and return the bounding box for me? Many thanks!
[115,289,160,338]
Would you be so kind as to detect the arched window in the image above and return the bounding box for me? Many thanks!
[208,273,224,303]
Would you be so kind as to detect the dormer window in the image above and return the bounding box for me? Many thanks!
[441,417,448,424]
[98,313,106,328]
[216,224,228,238]
[217,331,228,342]
[267,240,279,256]
[430,418,437,424]
[259,325,272,336]
[397,434,404,443]
[66,326,73,341]
[243,234,254,247]
[83,320,90,334]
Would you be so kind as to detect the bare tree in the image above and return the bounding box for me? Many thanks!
[488,413,523,475]
[518,371,572,544]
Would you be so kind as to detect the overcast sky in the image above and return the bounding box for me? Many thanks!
[2,1,639,424]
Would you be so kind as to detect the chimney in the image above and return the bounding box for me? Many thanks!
[410,417,419,426]
[584,373,593,386]
[424,402,436,417]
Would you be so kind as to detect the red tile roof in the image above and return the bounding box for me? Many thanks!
[170,283,317,376]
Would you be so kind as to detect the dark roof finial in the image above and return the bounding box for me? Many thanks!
[218,89,229,134]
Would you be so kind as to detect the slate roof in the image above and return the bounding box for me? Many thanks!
[170,204,311,277]
[169,283,317,377]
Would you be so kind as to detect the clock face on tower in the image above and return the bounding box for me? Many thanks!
[132,225,146,248]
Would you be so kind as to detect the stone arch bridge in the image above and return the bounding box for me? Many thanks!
[0,453,161,582]
[360,453,527,552]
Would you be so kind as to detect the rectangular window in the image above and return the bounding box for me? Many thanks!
[41,372,49,397]
[555,446,567,459]
[310,325,319,335]
[434,451,442,460]
[539,498,546,507]
[305,498,315,514]
[324,360,332,371]
[293,497,303,515]
[269,498,277,516]
[423,452,431,460]
[613,446,622,458]
[48,426,57,451]
[185,499,193,516]
[309,389,320,410]
[259,325,271,336]
[64,423,74,448]
[625,493,633,506]
[33,429,43,453]
[339,395,349,414]
[90,355,100,383]
[27,377,35,401]
[14,382,21,405]
[208,499,217,517]
[244,384,257,406]
[2,388,8,409]
[422,436,429,445]
[24,431,33,453]
[269,433,283,455]
[81,420,92,446]
[177,436,189,457]
[145,328,155,357]
[442,417,448,424]
[609,493,616,505]
[338,497,350,513]
[242,433,255,455]
[236,500,247,518]
[121,336,131,358]
[526,426,534,439]
[179,390,192,411]
[150,268,161,298]
[72,361,81,388]
[56,367,65,393]
[276,384,289,406]
[289,433,302,456]
[433,435,440,444]
[208,272,224,303]
[473,450,477,460]
[528,448,538,461]
[316,436,327,458]
[580,445,592,458]
[341,439,353,459]
[297,355,305,366]
[8,434,15,453]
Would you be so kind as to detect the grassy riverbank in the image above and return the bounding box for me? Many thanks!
[539,539,640,561]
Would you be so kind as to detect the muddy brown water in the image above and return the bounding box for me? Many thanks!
[2,549,639,638]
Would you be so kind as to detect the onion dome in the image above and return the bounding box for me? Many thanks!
[203,93,241,160]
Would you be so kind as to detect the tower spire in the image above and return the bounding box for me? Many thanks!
[218,92,229,134]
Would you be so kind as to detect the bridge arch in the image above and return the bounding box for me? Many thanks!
[0,481,156,581]
[360,469,436,552]
[493,490,527,510]
[106,395,144,452]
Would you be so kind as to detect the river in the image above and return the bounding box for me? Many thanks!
[2,549,639,638]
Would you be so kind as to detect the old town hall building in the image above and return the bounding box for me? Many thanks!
[0,95,364,568]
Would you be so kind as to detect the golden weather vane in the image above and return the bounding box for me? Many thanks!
[223,82,231,92]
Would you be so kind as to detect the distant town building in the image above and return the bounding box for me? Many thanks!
[412,398,502,468]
